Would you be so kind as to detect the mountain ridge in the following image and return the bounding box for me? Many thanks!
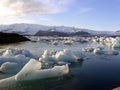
[0,23,115,35]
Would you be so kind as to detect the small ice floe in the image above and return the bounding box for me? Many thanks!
[54,49,75,63]
[93,47,104,55]
[93,49,119,56]
[0,62,18,73]
[0,59,69,88]
[2,48,34,58]
[52,41,58,45]
[39,50,56,65]
[82,47,95,52]
[82,47,104,53]
[111,42,120,48]
[0,48,35,73]
[63,40,73,45]
[2,49,14,57]
[92,36,99,43]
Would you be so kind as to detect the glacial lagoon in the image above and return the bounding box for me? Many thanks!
[0,36,120,90]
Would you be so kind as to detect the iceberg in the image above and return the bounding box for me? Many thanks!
[15,59,42,81]
[39,50,56,64]
[15,59,69,81]
[93,48,119,56]
[39,49,84,64]
[0,48,34,73]
[82,47,94,52]
[0,76,16,87]
[0,59,69,87]
[54,49,75,63]
[93,47,104,55]
[2,49,14,57]
[2,48,34,58]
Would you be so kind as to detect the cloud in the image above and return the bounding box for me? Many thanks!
[0,0,75,17]
[79,7,93,13]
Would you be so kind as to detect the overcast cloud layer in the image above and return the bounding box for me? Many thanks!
[0,0,74,17]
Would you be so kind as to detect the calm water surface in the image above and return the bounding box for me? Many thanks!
[0,37,120,90]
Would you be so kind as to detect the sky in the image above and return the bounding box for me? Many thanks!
[0,0,120,31]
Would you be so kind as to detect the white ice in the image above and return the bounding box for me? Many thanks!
[15,59,69,81]
[0,62,18,73]
[0,59,69,87]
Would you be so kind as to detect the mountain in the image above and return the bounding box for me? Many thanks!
[35,30,69,36]
[115,30,120,35]
[0,23,115,36]
[35,30,91,36]
[0,23,51,35]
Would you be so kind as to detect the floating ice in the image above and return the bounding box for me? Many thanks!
[92,37,120,48]
[0,76,16,87]
[15,59,42,81]
[0,59,69,87]
[54,49,76,63]
[63,40,73,45]
[2,48,34,58]
[93,48,104,55]
[15,58,69,81]
[111,42,120,48]
[93,48,119,56]
[39,50,56,64]
[0,48,34,74]
[0,62,18,73]
[52,41,58,45]
[2,49,14,57]
[82,47,94,52]
[39,49,84,64]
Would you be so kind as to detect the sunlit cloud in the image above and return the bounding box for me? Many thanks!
[0,0,75,17]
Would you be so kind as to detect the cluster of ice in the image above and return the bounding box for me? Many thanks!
[82,46,119,56]
[28,36,89,46]
[92,36,120,48]
[2,48,34,58]
[0,48,34,73]
[39,49,84,65]
[0,47,70,88]
[82,47,95,52]
[0,59,69,87]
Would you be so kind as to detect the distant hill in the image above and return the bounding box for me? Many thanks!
[0,23,115,36]
[35,30,91,36]
[35,30,69,36]
[0,32,29,44]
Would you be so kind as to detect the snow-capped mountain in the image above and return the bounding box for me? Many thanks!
[0,23,52,35]
[115,30,120,35]
[0,23,115,35]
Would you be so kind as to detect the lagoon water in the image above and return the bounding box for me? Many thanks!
[0,36,120,90]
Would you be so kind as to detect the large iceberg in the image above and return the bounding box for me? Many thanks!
[0,59,69,87]
[15,59,69,81]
